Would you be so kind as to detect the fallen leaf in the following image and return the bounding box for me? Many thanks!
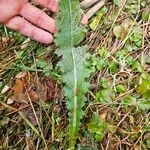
[43,77,55,99]
[99,108,108,121]
[10,72,58,105]
[12,79,24,95]
[12,79,28,104]
[37,77,56,101]
[28,89,39,102]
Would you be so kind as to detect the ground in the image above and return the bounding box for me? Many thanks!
[0,0,150,149]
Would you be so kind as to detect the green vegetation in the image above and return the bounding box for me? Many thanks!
[0,0,150,149]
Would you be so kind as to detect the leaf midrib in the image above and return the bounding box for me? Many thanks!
[68,0,77,129]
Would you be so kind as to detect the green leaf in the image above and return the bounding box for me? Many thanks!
[99,78,109,89]
[113,19,133,40]
[93,57,107,71]
[89,7,108,30]
[88,113,107,142]
[55,1,85,47]
[142,7,150,21]
[142,12,150,21]
[138,99,150,110]
[55,1,91,149]
[96,88,114,104]
[126,56,134,65]
[136,78,150,97]
[113,0,124,6]
[132,61,144,72]
[36,59,48,68]
[113,24,129,40]
[97,47,111,58]
[116,84,126,93]
[141,0,146,7]
[147,138,150,148]
[36,59,53,76]
[122,96,137,106]
[145,54,150,64]
[109,62,119,74]
[0,82,2,89]
[126,1,139,15]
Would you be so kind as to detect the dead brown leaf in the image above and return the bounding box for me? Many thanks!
[12,79,29,104]
[42,77,55,100]
[10,72,59,104]
[28,89,38,102]
[99,108,108,121]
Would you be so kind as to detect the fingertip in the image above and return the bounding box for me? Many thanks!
[50,20,57,33]
[36,32,54,44]
[44,35,54,44]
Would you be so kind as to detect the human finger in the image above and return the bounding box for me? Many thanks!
[33,0,59,12]
[6,16,53,44]
[20,3,56,33]
[81,0,99,9]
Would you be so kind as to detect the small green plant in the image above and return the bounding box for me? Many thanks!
[55,0,91,149]
[88,113,107,142]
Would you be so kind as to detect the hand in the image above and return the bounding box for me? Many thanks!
[0,0,59,44]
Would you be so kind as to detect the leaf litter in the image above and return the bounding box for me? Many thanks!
[3,71,60,126]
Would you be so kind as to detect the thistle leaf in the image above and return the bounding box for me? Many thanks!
[55,0,85,48]
[55,0,90,149]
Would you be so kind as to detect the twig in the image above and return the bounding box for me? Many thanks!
[86,0,106,19]
[105,134,111,150]
[0,101,17,111]
[116,110,131,129]
[81,0,99,9]
[6,105,30,116]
